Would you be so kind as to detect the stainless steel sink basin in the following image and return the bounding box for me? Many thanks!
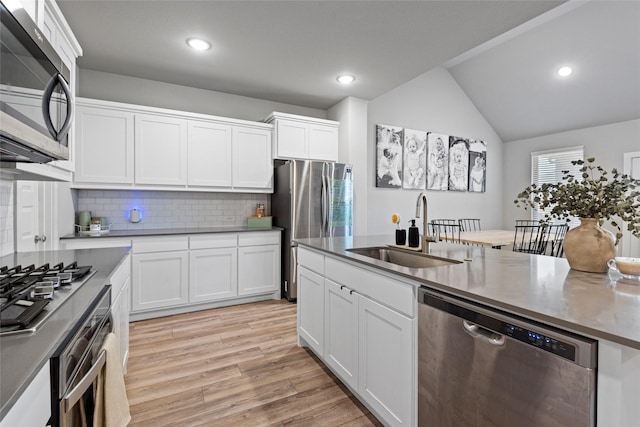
[346,246,462,269]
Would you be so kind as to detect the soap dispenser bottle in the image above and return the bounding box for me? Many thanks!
[408,219,420,248]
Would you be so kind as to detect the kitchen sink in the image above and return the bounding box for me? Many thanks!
[346,246,462,269]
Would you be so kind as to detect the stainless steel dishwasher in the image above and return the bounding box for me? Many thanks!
[417,287,597,427]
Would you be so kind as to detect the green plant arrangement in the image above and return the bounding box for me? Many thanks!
[514,157,640,244]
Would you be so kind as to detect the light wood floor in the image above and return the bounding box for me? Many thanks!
[125,299,383,427]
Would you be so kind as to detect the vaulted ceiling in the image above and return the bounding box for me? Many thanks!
[58,0,639,142]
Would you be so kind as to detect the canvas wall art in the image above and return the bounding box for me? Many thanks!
[448,137,469,191]
[402,129,427,189]
[468,139,487,192]
[426,132,449,191]
[375,124,404,188]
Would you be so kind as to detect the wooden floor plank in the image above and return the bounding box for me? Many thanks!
[125,299,382,427]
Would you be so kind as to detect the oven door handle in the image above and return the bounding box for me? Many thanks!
[60,349,106,420]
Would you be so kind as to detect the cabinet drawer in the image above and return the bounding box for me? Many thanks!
[132,236,189,253]
[190,233,238,249]
[61,238,132,250]
[325,256,415,317]
[238,231,280,247]
[298,247,324,275]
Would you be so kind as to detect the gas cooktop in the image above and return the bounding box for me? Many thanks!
[0,261,95,336]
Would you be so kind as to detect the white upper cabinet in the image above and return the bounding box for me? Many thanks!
[187,120,233,187]
[273,118,308,159]
[232,126,273,190]
[74,103,134,184]
[266,112,339,162]
[72,98,273,193]
[309,123,339,161]
[135,114,188,186]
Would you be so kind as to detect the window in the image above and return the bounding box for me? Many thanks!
[530,146,584,228]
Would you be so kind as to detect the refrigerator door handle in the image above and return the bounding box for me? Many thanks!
[321,162,328,237]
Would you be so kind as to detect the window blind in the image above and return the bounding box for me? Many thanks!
[530,146,584,228]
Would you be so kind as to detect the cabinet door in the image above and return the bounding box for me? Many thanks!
[131,251,189,311]
[74,105,134,184]
[135,114,188,185]
[298,266,324,355]
[190,247,237,302]
[309,123,339,162]
[111,276,130,371]
[232,126,273,190]
[109,255,131,371]
[187,120,232,187]
[274,119,308,159]
[324,279,358,389]
[0,361,51,427]
[359,297,414,427]
[237,244,279,295]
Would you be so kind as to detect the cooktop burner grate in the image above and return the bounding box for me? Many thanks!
[0,261,95,335]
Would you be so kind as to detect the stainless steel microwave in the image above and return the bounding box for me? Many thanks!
[0,0,73,163]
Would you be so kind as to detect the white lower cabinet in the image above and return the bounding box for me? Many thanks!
[126,231,279,319]
[132,237,190,312]
[190,247,237,302]
[61,231,280,320]
[132,251,189,311]
[0,361,50,427]
[109,254,131,371]
[324,279,358,389]
[298,247,416,427]
[113,278,130,369]
[238,245,279,295]
[358,296,413,426]
[237,231,280,296]
[298,266,325,355]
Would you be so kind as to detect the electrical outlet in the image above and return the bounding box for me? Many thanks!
[225,216,234,222]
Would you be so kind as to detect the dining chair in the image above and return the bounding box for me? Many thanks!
[512,224,549,255]
[515,219,539,226]
[430,220,461,243]
[458,218,481,232]
[547,223,570,257]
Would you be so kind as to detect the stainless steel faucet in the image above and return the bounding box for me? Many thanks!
[415,192,437,253]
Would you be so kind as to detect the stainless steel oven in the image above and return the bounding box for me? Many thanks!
[0,0,73,163]
[49,286,111,427]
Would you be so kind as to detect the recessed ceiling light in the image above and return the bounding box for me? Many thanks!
[186,38,211,51]
[557,66,573,77]
[337,74,355,84]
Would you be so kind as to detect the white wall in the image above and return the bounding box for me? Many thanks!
[78,69,327,123]
[366,66,504,235]
[502,119,640,229]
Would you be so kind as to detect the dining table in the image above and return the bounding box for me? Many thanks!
[441,229,515,248]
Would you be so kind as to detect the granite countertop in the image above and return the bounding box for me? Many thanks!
[0,248,130,420]
[295,235,640,350]
[60,225,282,239]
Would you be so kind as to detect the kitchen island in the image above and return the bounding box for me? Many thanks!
[295,235,640,427]
[0,247,130,423]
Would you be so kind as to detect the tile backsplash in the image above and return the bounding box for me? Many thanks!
[76,190,270,230]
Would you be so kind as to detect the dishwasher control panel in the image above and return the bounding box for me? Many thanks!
[419,288,596,367]
[504,323,575,361]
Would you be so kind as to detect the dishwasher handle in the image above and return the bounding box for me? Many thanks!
[462,320,505,346]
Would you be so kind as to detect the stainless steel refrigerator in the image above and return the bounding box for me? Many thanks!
[272,160,353,301]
